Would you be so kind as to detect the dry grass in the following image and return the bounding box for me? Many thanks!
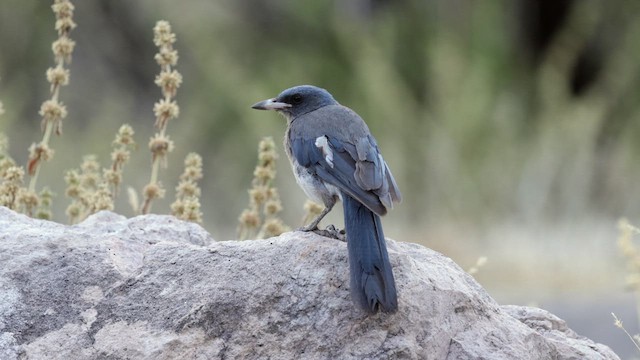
[0,3,203,224]
[237,137,288,240]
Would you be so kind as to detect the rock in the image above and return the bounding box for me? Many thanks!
[0,207,619,359]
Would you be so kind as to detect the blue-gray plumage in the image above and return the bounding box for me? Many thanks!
[252,85,401,313]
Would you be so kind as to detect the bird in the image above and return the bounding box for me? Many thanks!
[251,85,402,314]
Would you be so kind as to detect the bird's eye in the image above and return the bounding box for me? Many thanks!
[291,94,303,104]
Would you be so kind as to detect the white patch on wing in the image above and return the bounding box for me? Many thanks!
[315,136,334,168]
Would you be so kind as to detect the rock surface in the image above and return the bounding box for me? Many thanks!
[0,207,619,359]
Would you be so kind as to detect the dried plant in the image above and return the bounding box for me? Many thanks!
[25,0,76,215]
[1,7,208,225]
[64,155,114,223]
[238,137,289,240]
[0,165,25,211]
[63,123,136,223]
[612,312,640,353]
[104,124,136,198]
[171,152,203,223]
[140,20,182,214]
[0,132,15,175]
[0,100,26,211]
[35,187,55,220]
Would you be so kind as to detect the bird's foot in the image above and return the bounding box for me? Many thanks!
[311,225,346,241]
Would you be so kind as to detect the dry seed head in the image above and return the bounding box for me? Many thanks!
[155,70,183,98]
[92,184,114,211]
[81,173,99,190]
[39,99,67,123]
[0,166,23,209]
[262,218,287,237]
[612,313,623,329]
[176,181,200,198]
[52,37,75,64]
[259,137,276,152]
[114,124,135,146]
[143,182,165,200]
[66,202,81,219]
[173,152,203,222]
[27,143,55,175]
[111,149,130,166]
[171,200,185,216]
[266,187,280,199]
[250,187,268,206]
[64,169,80,186]
[148,134,175,158]
[264,199,283,216]
[154,49,179,67]
[153,99,180,122]
[0,194,12,208]
[253,166,275,182]
[0,158,16,175]
[3,166,24,182]
[185,153,202,168]
[103,168,121,186]
[52,0,75,19]
[78,156,100,191]
[65,185,80,198]
[172,197,202,223]
[80,155,100,173]
[183,197,201,211]
[29,143,54,161]
[36,209,52,220]
[239,209,260,229]
[153,21,176,47]
[39,187,54,205]
[179,153,203,181]
[182,166,203,181]
[18,189,39,209]
[258,150,277,166]
[55,17,76,34]
[46,66,70,90]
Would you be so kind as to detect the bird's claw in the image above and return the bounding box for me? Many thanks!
[312,224,346,241]
[296,224,345,241]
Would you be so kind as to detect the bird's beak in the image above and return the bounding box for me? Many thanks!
[251,98,292,111]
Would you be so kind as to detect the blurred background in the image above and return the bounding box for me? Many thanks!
[1,0,640,357]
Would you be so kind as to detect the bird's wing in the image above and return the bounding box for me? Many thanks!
[291,134,400,216]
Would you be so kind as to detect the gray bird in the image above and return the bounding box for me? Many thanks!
[252,85,402,314]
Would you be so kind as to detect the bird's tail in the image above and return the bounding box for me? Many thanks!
[342,193,397,313]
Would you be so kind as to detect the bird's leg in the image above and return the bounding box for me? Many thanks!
[298,202,333,232]
[298,197,346,241]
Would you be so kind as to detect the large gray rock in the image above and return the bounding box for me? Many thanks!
[0,207,618,359]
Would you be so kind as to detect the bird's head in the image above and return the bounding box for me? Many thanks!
[251,85,338,120]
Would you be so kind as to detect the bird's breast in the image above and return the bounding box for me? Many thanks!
[290,158,341,207]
